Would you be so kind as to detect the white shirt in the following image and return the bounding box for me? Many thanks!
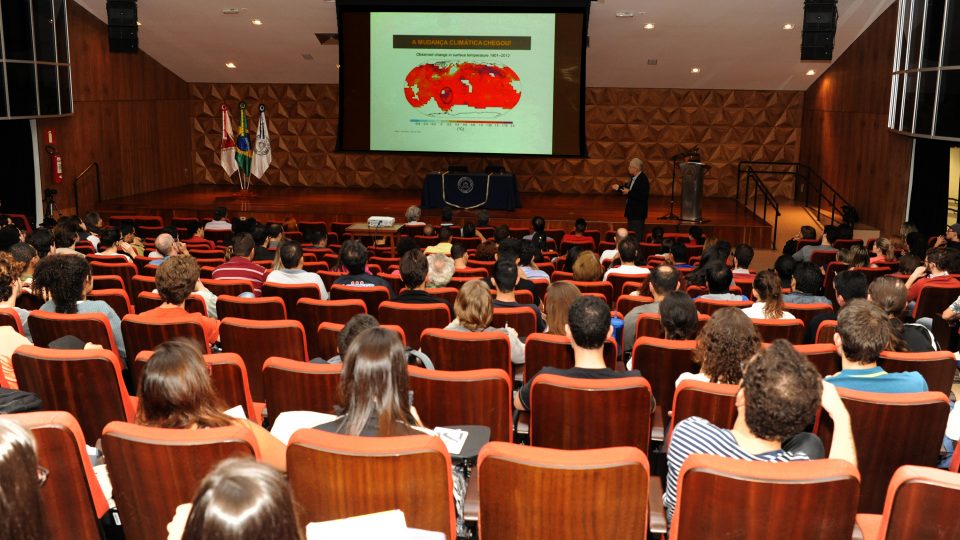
[675,371,710,388]
[600,249,619,264]
[87,234,100,251]
[741,302,796,320]
[604,265,650,281]
[204,220,232,231]
[947,402,960,441]
[265,269,329,300]
[732,267,752,275]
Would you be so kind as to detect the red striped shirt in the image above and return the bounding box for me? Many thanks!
[211,257,269,296]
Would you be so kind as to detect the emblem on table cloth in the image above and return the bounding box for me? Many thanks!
[457,176,475,194]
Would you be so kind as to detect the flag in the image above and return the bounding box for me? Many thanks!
[251,104,272,179]
[219,104,238,177]
[235,101,252,176]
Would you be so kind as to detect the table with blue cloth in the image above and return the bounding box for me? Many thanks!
[421,171,521,211]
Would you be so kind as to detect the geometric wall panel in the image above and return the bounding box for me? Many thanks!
[190,84,802,198]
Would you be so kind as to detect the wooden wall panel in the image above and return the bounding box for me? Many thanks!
[190,85,802,199]
[801,2,914,236]
[35,1,193,214]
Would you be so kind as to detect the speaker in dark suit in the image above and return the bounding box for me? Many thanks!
[616,158,649,239]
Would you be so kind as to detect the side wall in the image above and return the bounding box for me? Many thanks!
[801,1,913,235]
[36,1,193,215]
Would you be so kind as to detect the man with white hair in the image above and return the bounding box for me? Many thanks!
[404,205,425,226]
[600,227,630,264]
[148,233,178,266]
[425,253,455,288]
[613,157,650,239]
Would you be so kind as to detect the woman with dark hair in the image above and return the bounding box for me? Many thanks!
[174,458,302,540]
[561,245,585,274]
[685,240,732,286]
[0,419,46,540]
[543,281,581,335]
[137,340,286,470]
[678,308,761,386]
[742,270,794,320]
[93,228,138,261]
[659,290,699,340]
[33,254,126,359]
[872,276,936,352]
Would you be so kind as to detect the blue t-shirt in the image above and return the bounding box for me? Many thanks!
[826,366,928,393]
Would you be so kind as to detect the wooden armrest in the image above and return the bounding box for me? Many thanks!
[464,466,479,522]
[651,405,664,442]
[648,475,667,534]
[854,513,880,540]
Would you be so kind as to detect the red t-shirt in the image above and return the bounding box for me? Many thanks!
[139,306,220,346]
[211,257,269,296]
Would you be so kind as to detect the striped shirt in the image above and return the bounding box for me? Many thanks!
[211,257,269,296]
[664,417,810,525]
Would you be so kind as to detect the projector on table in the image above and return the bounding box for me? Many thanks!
[367,216,396,228]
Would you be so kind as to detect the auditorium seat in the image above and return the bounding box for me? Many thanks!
[632,337,698,432]
[424,286,459,305]
[528,277,549,301]
[560,237,595,253]
[667,380,738,446]
[101,422,259,540]
[523,333,617,382]
[316,322,407,360]
[200,278,254,297]
[815,388,949,513]
[27,310,121,358]
[812,250,841,268]
[783,303,834,329]
[86,253,131,265]
[134,291,206,316]
[216,294,287,320]
[12,345,135,443]
[330,284,391,315]
[752,318,805,343]
[420,328,513,378]
[91,274,126,291]
[16,291,43,310]
[376,272,405,295]
[616,293,654,316]
[0,306,23,333]
[204,228,233,245]
[408,365,513,442]
[453,266,488,278]
[130,274,156,300]
[912,281,960,319]
[261,282,321,318]
[834,238,864,249]
[85,289,133,318]
[529,373,653,451]
[491,306,538,338]
[296,298,366,358]
[878,350,955,396]
[855,465,960,540]
[668,455,860,539]
[792,343,841,377]
[694,298,752,315]
[816,319,839,344]
[9,411,109,540]
[219,318,309,401]
[89,261,138,293]
[857,266,893,286]
[287,430,455,536]
[451,235,481,248]
[564,280,615,305]
[378,301,451,349]
[606,272,650,300]
[477,443,649,538]
[262,357,341,418]
[634,313,710,341]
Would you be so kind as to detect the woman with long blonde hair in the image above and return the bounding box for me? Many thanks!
[742,271,794,320]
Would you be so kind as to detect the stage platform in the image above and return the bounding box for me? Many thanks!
[95,185,773,247]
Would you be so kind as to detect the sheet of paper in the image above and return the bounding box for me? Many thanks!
[433,427,468,455]
[269,410,338,445]
[223,405,247,420]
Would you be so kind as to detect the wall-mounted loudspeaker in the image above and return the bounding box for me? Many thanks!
[801,1,838,61]
[107,0,138,53]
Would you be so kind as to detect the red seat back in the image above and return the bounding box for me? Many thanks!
[216,294,287,320]
[261,283,322,318]
[121,313,209,367]
[523,333,617,383]
[667,380,738,446]
[199,278,254,297]
[491,306,538,338]
[296,298,366,358]
[632,337,698,426]
[783,303,834,329]
[330,284,391,314]
[262,357,341,418]
[873,466,960,539]
[879,350,956,396]
[420,328,513,378]
[752,318,806,343]
[408,365,513,442]
[134,291,206,316]
[219,318,309,401]
[27,310,120,358]
[378,301,451,349]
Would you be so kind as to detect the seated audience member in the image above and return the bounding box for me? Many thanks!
[439,206,456,230]
[827,299,928,392]
[543,281,581,335]
[52,223,82,257]
[523,215,546,241]
[515,296,642,411]
[451,243,469,270]
[265,241,329,299]
[667,242,692,269]
[205,206,232,231]
[307,226,328,249]
[212,233,270,296]
[519,240,549,281]
[622,265,682,355]
[119,223,145,257]
[782,225,818,256]
[493,225,510,243]
[476,209,490,227]
[264,223,284,249]
[95,228,138,262]
[171,458,301,540]
[561,245,584,274]
[33,254,126,360]
[492,259,545,332]
[389,237,419,277]
[685,241,732,286]
[732,243,754,274]
[774,254,796,286]
[251,224,272,261]
[897,253,921,275]
[870,237,896,265]
[572,251,604,282]
[422,224,435,237]
[0,226,22,253]
[140,257,220,346]
[905,248,958,304]
[649,226,665,245]
[660,290,700,340]
[486,238,541,305]
[664,340,856,525]
[25,228,54,259]
[742,271,794,320]
[137,340,286,470]
[933,223,960,250]
[0,254,31,387]
[698,264,748,301]
[425,253,455,289]
[148,233,180,265]
[147,227,186,257]
[462,222,482,240]
[8,242,38,290]
[793,225,840,262]
[599,228,629,264]
[83,211,103,250]
[332,240,394,295]
[603,235,649,280]
[783,262,830,304]
[688,226,705,246]
[424,227,453,255]
[560,218,590,245]
[474,239,498,261]
[181,220,208,244]
[0,419,46,539]
[404,205,425,226]
[803,270,867,344]
[320,313,379,364]
[445,280,525,364]
[678,308,760,386]
[838,245,869,268]
[868,276,935,352]
[393,250,451,309]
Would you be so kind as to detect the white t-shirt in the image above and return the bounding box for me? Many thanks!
[600,249,618,264]
[603,265,650,281]
[204,220,232,231]
[675,371,709,388]
[265,269,329,300]
[741,302,796,320]
[732,267,752,275]
[946,403,960,441]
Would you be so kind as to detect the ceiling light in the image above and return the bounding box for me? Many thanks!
[251,19,263,26]
[643,23,655,30]
[615,11,634,18]
[806,69,816,76]
[136,20,142,26]
[690,67,701,74]
[783,23,794,30]
[225,62,237,69]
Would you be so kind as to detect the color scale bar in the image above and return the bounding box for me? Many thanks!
[409,119,513,125]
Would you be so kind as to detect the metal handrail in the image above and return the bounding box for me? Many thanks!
[735,164,781,249]
[737,161,851,227]
[73,162,101,213]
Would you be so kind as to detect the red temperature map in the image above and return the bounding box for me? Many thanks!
[404,62,521,112]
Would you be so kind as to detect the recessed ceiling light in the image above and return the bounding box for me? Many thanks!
[251,19,263,26]
[783,23,795,30]
[136,20,142,26]
[690,67,701,74]
[643,23,655,30]
[225,62,237,69]
[806,69,816,76]
[615,11,634,18]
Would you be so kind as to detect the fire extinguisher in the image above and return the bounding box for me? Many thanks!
[43,129,63,184]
